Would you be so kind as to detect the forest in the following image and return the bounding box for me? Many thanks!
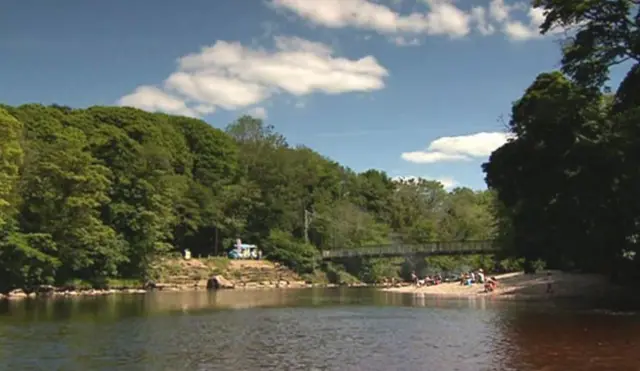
[0,104,498,290]
[1,0,638,290]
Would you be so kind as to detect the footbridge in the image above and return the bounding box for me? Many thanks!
[321,240,496,260]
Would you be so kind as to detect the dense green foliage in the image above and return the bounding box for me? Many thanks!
[0,105,497,290]
[484,0,640,278]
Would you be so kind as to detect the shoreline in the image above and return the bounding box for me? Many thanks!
[0,281,383,300]
[1,271,619,302]
[381,271,616,301]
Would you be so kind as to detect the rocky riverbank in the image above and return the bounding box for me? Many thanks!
[0,281,376,300]
[0,257,380,300]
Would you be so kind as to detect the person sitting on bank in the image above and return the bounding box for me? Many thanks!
[484,277,498,293]
[433,274,442,285]
[459,273,468,285]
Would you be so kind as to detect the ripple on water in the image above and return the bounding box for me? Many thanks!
[0,289,639,371]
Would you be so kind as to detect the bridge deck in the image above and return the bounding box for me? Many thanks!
[321,240,495,259]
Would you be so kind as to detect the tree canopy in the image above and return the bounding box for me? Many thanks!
[0,105,497,290]
[484,0,640,277]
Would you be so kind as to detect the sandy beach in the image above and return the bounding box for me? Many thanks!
[381,271,613,300]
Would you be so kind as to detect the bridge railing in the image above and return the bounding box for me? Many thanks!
[320,240,496,259]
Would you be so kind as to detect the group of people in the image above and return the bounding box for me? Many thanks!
[409,268,499,293]
[410,272,442,287]
[459,269,485,285]
[460,269,498,293]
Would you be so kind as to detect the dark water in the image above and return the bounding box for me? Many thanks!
[1,289,639,371]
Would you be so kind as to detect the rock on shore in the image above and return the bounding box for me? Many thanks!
[206,275,235,290]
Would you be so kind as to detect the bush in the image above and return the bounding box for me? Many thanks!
[498,257,525,272]
[323,263,360,285]
[264,229,319,274]
[358,258,399,283]
[0,231,59,292]
[530,258,547,273]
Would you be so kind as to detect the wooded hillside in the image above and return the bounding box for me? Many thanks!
[0,104,497,290]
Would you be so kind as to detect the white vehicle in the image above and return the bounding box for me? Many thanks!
[228,241,259,260]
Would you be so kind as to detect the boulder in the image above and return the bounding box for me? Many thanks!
[206,275,235,290]
[8,289,28,299]
[35,285,56,296]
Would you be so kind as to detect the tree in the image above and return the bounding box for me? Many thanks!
[0,109,24,228]
[484,0,640,275]
[484,72,618,271]
[535,0,639,89]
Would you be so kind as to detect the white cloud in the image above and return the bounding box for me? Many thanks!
[117,86,202,118]
[118,35,388,117]
[271,0,471,38]
[392,175,458,190]
[435,176,458,189]
[165,71,268,110]
[488,0,514,23]
[487,0,568,41]
[401,131,512,164]
[401,151,470,164]
[248,106,268,119]
[470,7,495,36]
[272,0,564,42]
[502,6,569,41]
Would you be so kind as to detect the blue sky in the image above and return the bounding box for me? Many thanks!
[0,0,625,189]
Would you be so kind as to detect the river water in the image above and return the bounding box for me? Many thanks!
[0,288,639,371]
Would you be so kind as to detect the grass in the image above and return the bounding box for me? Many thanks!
[60,278,144,290]
[146,256,237,283]
[300,270,330,284]
[105,278,143,289]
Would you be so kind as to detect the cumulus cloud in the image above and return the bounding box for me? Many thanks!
[271,0,565,42]
[271,0,471,38]
[118,86,205,118]
[486,0,568,41]
[470,7,495,36]
[434,176,458,190]
[401,131,512,164]
[118,35,388,117]
[392,175,458,190]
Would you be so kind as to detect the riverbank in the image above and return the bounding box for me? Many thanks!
[0,257,373,300]
[382,271,615,300]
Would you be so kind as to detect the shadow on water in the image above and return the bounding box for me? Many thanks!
[1,288,639,371]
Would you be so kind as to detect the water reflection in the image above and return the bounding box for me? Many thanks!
[500,311,640,371]
[0,289,638,371]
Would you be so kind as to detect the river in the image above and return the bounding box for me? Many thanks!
[0,288,639,371]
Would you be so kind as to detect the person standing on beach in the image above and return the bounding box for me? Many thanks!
[546,272,553,294]
[477,269,485,284]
